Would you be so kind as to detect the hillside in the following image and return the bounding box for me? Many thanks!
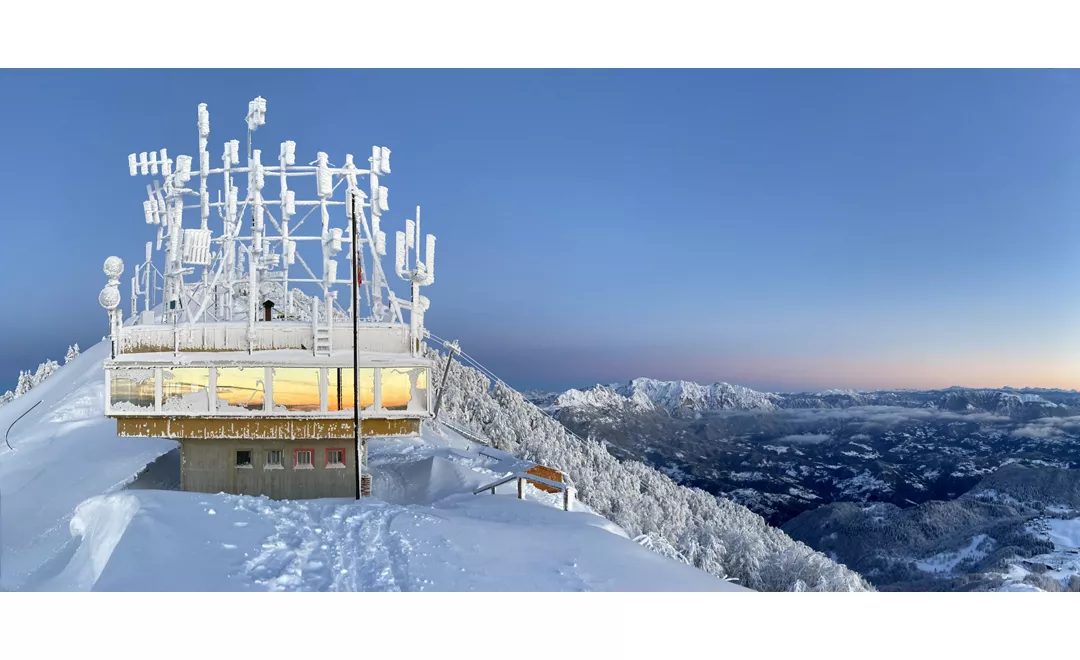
[782,464,1080,591]
[0,339,749,592]
[431,351,873,591]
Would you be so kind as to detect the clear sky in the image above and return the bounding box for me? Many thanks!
[1,69,1078,393]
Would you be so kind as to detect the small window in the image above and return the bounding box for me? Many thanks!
[266,450,283,470]
[326,448,346,468]
[236,450,252,468]
[294,449,314,469]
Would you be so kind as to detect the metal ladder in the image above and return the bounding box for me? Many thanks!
[312,296,332,356]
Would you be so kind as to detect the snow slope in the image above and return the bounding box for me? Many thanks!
[0,340,176,589]
[1,339,742,592]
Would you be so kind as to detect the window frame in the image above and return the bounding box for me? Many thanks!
[325,447,347,469]
[104,364,433,418]
[265,449,284,470]
[293,447,315,470]
[235,449,253,469]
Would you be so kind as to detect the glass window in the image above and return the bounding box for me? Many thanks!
[294,449,313,468]
[109,368,155,411]
[326,448,345,467]
[328,368,374,411]
[381,367,428,412]
[266,450,283,468]
[216,367,266,411]
[161,368,211,413]
[271,368,321,412]
[236,450,252,467]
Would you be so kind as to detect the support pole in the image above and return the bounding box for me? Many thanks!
[517,478,524,500]
[432,341,457,420]
[351,192,362,500]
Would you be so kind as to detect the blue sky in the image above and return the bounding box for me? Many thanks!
[1,69,1079,393]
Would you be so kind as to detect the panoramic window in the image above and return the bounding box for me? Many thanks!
[294,449,314,469]
[109,367,155,411]
[328,368,374,411]
[216,367,266,411]
[271,368,321,412]
[265,450,283,469]
[236,450,252,468]
[326,448,345,468]
[381,367,428,411]
[161,367,211,413]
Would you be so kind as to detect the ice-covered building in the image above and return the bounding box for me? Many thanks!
[98,97,438,500]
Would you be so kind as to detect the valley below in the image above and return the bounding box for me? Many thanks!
[529,379,1080,591]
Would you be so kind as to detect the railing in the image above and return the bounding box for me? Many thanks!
[115,320,410,354]
[473,471,576,512]
[440,418,491,447]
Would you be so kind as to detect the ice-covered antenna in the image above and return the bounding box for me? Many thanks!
[116,96,439,342]
[100,257,124,358]
[395,206,435,286]
[246,97,266,132]
[395,205,436,355]
[245,96,266,160]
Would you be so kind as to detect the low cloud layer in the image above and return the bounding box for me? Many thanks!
[777,433,832,444]
[1010,415,1080,440]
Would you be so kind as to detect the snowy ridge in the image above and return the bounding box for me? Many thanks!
[617,378,779,414]
[545,378,1079,417]
[555,377,779,416]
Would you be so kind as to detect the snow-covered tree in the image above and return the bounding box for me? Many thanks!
[31,360,59,387]
[431,348,874,592]
[14,370,34,397]
[4,356,64,407]
[65,344,80,364]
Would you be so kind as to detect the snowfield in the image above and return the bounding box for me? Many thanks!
[0,340,176,588]
[1,340,743,592]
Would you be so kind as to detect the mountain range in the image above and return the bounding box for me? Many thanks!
[526,376,1080,590]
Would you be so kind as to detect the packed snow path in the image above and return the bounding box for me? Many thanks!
[29,483,742,591]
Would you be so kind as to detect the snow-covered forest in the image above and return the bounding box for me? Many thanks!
[0,344,78,407]
[431,348,873,592]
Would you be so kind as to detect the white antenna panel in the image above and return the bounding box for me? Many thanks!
[424,234,436,284]
[395,231,406,274]
[181,228,212,265]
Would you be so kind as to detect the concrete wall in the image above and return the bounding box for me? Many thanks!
[180,438,359,499]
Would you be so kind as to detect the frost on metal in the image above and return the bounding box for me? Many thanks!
[102,96,439,359]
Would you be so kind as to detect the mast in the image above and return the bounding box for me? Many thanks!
[351,191,362,500]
